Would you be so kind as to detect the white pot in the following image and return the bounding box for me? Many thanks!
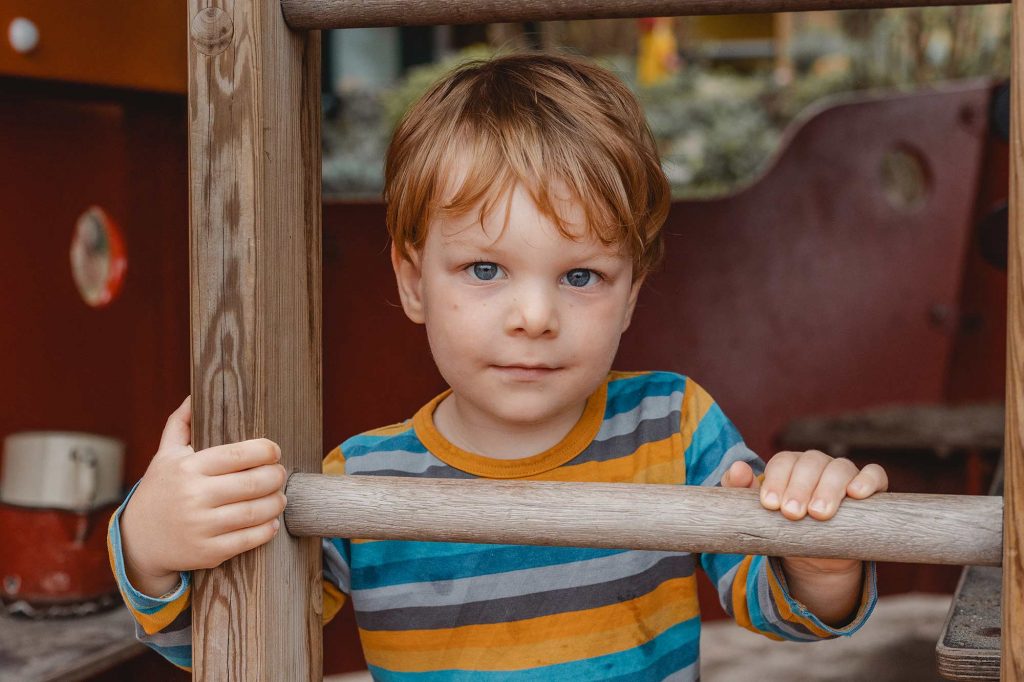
[1,432,124,511]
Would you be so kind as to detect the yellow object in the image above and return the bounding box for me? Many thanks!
[637,18,679,86]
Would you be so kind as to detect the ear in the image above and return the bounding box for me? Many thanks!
[391,241,426,324]
[621,275,645,333]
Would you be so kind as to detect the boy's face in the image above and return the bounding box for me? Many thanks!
[392,178,643,429]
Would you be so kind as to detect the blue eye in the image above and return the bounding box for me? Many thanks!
[470,262,501,281]
[563,269,595,288]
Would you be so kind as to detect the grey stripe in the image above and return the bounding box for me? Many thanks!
[595,392,683,442]
[137,620,192,648]
[353,550,690,611]
[570,411,680,466]
[353,465,475,479]
[756,559,820,641]
[714,561,740,617]
[698,442,762,486]
[355,554,694,631]
[343,449,444,475]
[323,538,351,593]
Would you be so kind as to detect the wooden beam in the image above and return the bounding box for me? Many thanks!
[187,2,323,680]
[284,475,1002,566]
[1003,0,1024,677]
[280,0,1001,30]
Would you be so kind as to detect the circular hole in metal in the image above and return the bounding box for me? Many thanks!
[880,146,931,212]
[70,206,127,308]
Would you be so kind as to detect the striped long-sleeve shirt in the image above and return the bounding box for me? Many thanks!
[107,371,877,679]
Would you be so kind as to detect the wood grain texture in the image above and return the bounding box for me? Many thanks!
[285,474,1002,566]
[187,0,323,679]
[1004,1,1024,677]
[280,0,1000,29]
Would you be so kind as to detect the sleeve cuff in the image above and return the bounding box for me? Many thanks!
[107,479,191,613]
[766,556,878,637]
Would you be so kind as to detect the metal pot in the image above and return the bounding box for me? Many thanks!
[0,432,125,616]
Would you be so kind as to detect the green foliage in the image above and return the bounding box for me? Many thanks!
[322,7,1010,200]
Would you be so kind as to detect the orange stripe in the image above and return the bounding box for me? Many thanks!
[323,445,345,475]
[678,379,714,467]
[359,576,699,672]
[106,513,191,635]
[535,436,683,483]
[323,581,348,625]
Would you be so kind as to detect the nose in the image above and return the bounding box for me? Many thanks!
[506,280,559,338]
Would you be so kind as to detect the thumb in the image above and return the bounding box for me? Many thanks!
[158,395,193,453]
[721,461,759,490]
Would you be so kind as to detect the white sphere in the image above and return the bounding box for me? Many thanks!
[8,17,39,55]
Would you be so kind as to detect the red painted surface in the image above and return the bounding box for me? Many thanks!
[0,78,1008,678]
[0,502,118,606]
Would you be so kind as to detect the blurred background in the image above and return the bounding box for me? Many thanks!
[0,3,1012,680]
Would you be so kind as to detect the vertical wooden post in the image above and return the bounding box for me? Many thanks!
[1004,2,1024,678]
[187,1,323,680]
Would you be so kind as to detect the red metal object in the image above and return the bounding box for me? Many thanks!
[0,502,118,612]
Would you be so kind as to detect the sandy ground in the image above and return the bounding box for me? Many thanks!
[325,593,954,682]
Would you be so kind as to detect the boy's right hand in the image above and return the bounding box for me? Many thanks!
[119,395,288,597]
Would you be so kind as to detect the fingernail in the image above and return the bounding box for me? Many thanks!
[851,482,866,494]
[272,519,281,530]
[810,499,829,514]
[784,499,802,515]
[764,492,779,507]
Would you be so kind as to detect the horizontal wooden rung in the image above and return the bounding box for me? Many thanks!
[283,474,1002,566]
[280,0,1001,30]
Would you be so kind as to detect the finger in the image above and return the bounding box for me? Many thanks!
[206,493,287,536]
[847,463,889,498]
[721,461,757,489]
[760,451,798,511]
[780,451,831,520]
[203,463,288,506]
[158,395,193,452]
[205,518,281,568]
[196,439,282,476]
[807,457,860,520]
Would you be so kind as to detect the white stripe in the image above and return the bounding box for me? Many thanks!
[323,538,351,593]
[699,442,761,486]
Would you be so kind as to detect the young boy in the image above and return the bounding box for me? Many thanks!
[109,52,888,679]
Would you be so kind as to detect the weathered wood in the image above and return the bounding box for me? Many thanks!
[0,605,144,682]
[284,474,1003,566]
[937,565,1001,681]
[1004,0,1024,677]
[781,403,1005,456]
[187,1,323,680]
[280,0,1002,30]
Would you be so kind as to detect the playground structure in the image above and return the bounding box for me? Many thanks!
[180,1,1022,680]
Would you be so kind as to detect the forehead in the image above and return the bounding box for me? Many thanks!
[433,153,617,252]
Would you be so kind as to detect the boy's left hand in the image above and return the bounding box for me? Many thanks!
[721,451,889,574]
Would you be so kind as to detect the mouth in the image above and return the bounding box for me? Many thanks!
[491,364,562,379]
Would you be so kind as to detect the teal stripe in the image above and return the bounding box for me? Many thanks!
[351,545,626,589]
[683,403,736,486]
[341,430,422,458]
[744,555,770,633]
[605,372,684,419]
[151,643,192,670]
[365,615,700,681]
